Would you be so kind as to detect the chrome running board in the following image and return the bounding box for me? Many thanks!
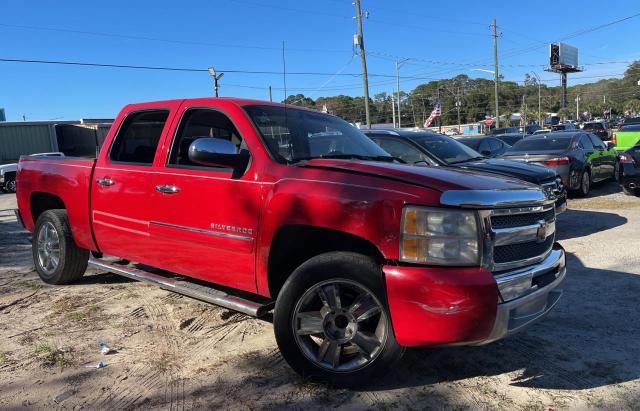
[88,257,273,317]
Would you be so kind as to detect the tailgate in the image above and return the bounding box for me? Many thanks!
[615,131,640,150]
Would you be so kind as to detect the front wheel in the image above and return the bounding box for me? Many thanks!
[273,252,404,387]
[4,176,16,193]
[576,170,591,197]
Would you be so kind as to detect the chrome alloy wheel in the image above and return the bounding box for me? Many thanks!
[37,222,60,275]
[292,279,388,372]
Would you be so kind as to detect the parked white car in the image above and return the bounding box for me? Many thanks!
[1,152,64,193]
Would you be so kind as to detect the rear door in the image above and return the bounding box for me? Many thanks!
[148,103,262,292]
[91,103,180,262]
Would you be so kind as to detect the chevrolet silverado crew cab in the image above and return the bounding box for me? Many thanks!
[16,98,566,386]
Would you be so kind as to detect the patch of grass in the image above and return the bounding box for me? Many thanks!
[69,305,100,322]
[0,351,9,365]
[150,352,177,373]
[33,343,70,368]
[16,280,43,290]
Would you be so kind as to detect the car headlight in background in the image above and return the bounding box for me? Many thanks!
[400,206,480,265]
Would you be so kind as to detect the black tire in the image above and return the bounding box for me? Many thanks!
[33,209,89,284]
[4,174,16,193]
[576,169,591,197]
[273,252,404,387]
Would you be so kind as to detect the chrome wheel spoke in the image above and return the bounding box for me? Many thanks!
[37,222,60,274]
[318,284,341,311]
[319,341,342,368]
[352,331,381,357]
[296,311,324,335]
[350,294,381,322]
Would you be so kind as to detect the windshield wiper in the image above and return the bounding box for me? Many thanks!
[448,156,486,165]
[290,154,406,164]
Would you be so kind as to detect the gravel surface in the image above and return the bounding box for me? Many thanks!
[1,182,639,410]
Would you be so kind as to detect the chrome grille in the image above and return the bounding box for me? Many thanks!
[490,208,555,229]
[480,204,556,272]
[494,236,555,263]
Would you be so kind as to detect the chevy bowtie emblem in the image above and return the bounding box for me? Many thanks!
[536,220,548,243]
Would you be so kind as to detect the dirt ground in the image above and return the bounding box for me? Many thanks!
[1,183,639,410]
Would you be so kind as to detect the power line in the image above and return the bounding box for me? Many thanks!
[0,23,350,54]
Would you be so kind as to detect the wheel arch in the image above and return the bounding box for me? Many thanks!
[266,224,385,299]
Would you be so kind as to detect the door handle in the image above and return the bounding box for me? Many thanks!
[155,185,180,194]
[96,178,115,186]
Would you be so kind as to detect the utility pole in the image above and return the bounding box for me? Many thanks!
[491,19,500,128]
[268,85,273,102]
[575,94,580,120]
[208,67,224,97]
[437,87,442,133]
[456,99,461,132]
[391,94,396,127]
[354,0,371,128]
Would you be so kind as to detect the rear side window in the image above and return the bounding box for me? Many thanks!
[587,133,606,149]
[109,110,169,165]
[579,135,594,150]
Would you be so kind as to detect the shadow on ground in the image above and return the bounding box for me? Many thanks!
[556,208,627,240]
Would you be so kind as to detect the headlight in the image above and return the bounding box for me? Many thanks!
[400,206,480,265]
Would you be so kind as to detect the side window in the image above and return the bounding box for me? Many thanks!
[109,110,169,165]
[478,139,491,154]
[489,138,502,152]
[579,135,594,150]
[377,139,426,163]
[168,109,245,168]
[587,133,605,149]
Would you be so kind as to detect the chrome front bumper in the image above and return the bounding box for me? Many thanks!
[475,247,566,345]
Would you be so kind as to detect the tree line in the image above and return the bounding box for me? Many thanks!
[283,61,640,127]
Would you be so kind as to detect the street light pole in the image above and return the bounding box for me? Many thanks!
[491,19,500,128]
[208,67,224,97]
[395,57,411,128]
[531,71,542,126]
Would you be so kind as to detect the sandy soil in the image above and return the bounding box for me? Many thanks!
[1,183,639,410]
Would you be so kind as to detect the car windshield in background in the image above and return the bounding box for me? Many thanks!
[509,136,573,152]
[620,124,640,132]
[458,138,480,150]
[243,105,390,163]
[584,123,604,130]
[412,133,482,164]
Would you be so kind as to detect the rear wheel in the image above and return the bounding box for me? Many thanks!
[273,252,404,387]
[33,210,89,284]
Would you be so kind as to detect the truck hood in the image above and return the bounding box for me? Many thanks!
[455,159,557,184]
[300,159,539,192]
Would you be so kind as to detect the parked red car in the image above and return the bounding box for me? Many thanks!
[15,98,566,385]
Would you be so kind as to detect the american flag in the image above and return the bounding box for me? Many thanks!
[423,101,441,128]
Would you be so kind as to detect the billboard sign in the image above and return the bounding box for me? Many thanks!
[550,43,578,68]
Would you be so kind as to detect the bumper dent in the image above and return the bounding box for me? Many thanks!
[384,245,566,347]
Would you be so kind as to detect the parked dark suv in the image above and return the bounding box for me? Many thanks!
[581,122,609,141]
[363,129,567,212]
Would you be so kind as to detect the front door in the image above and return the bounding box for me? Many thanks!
[149,105,262,293]
[91,104,179,263]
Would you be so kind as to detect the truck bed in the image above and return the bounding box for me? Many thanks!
[17,155,98,251]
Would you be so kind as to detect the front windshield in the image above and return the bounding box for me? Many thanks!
[243,105,390,163]
[411,133,482,164]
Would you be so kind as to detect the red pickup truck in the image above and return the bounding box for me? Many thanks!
[16,98,566,386]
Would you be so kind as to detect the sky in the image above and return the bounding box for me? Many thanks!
[1,0,640,121]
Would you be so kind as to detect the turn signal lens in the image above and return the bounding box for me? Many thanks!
[619,154,635,164]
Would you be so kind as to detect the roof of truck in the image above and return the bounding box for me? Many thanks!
[125,97,315,110]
